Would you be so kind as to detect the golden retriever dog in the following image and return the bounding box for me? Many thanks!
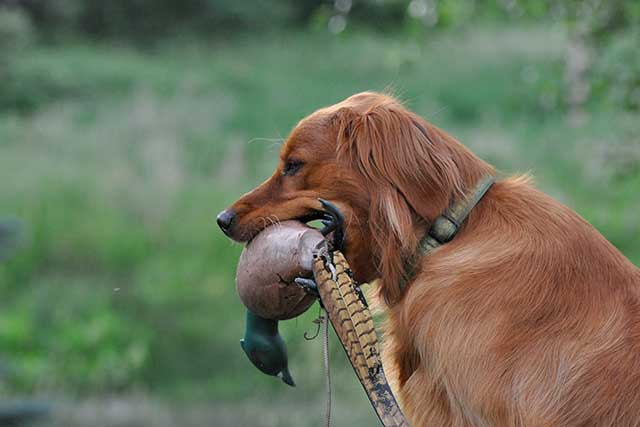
[217,92,640,426]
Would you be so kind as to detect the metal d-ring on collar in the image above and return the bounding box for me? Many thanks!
[400,175,496,292]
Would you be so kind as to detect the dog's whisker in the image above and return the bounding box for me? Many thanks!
[267,215,282,230]
[247,137,285,145]
[267,216,280,229]
[428,105,449,119]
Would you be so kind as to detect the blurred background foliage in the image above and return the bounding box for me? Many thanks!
[0,0,638,425]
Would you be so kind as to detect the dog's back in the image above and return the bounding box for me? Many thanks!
[388,176,640,427]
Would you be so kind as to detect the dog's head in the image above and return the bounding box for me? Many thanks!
[218,92,489,304]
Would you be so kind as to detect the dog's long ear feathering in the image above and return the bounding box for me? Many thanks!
[334,95,493,304]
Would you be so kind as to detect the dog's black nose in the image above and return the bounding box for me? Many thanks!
[217,209,236,233]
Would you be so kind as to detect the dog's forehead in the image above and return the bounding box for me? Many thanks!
[280,115,331,159]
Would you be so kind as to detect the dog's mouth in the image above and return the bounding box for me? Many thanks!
[239,199,344,248]
[241,210,326,244]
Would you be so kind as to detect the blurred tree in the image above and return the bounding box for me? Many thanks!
[10,0,296,41]
[562,0,640,113]
[0,5,32,51]
[1,0,638,113]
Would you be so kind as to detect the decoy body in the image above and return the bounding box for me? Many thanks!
[235,220,325,386]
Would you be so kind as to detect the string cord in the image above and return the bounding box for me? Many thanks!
[322,309,331,427]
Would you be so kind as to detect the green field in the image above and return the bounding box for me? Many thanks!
[1,24,639,425]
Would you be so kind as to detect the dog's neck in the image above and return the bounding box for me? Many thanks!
[398,174,496,294]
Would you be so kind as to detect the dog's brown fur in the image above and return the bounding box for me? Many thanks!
[222,92,640,426]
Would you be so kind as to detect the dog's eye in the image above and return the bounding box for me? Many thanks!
[282,160,304,176]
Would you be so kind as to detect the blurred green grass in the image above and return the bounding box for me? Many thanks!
[0,25,639,420]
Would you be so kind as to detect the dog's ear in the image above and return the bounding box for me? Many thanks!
[334,100,462,304]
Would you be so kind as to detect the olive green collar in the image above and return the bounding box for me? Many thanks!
[400,175,495,293]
